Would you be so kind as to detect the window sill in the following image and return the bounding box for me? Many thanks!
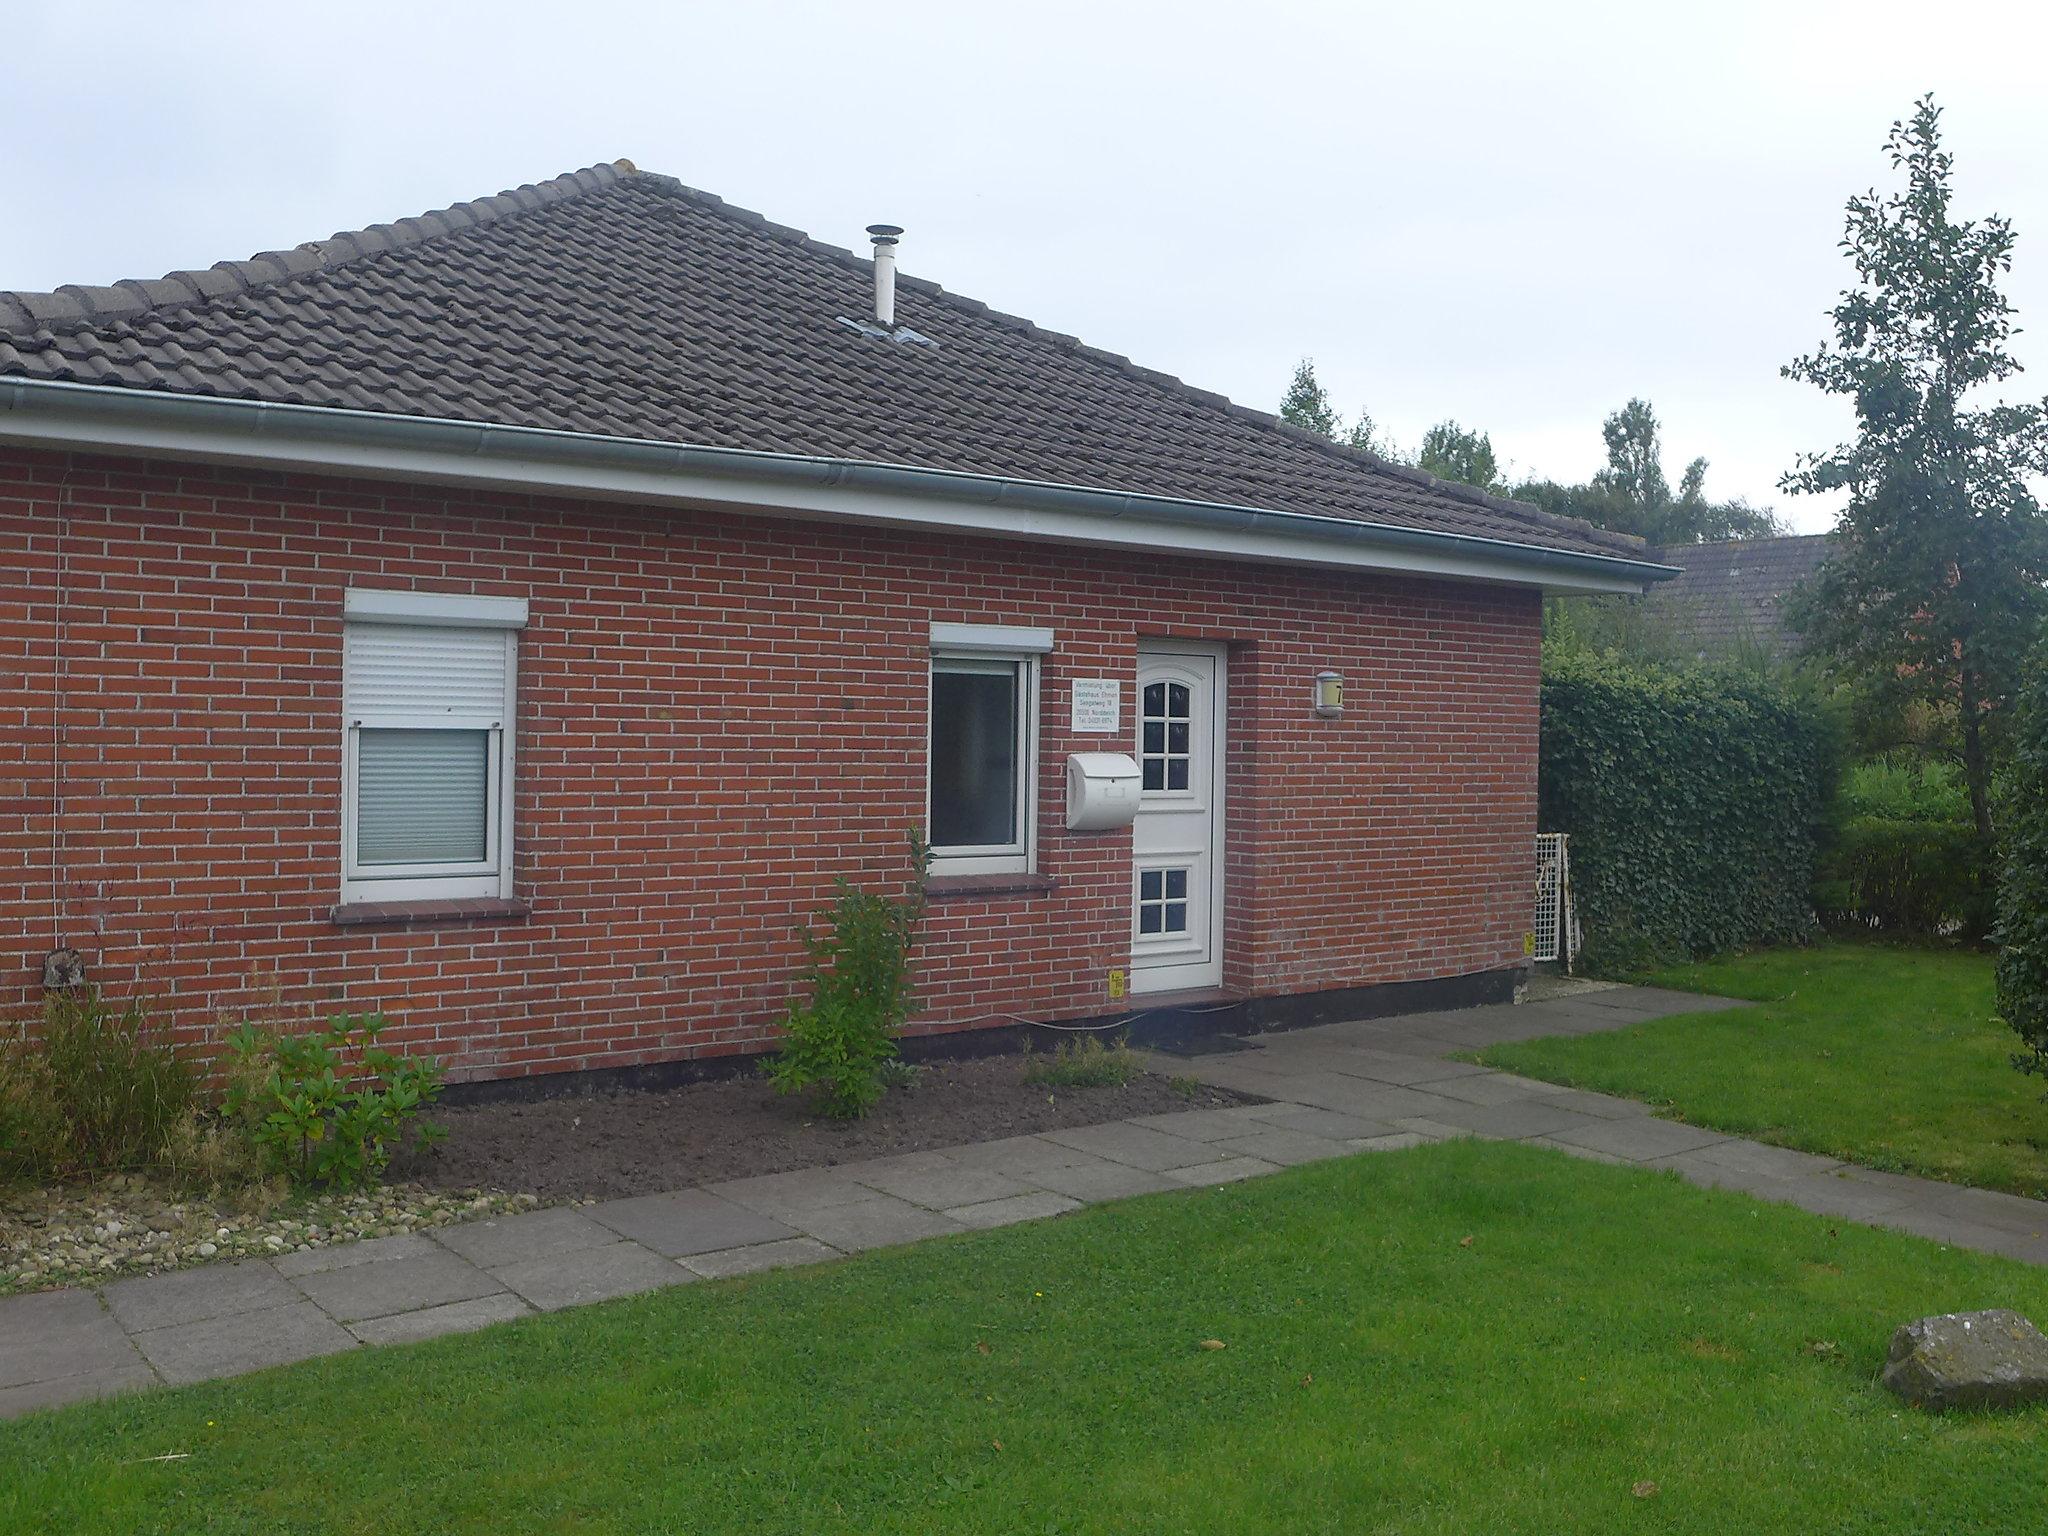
[331,897,533,927]
[925,873,1059,900]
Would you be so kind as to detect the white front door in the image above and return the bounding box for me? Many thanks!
[1130,644,1226,994]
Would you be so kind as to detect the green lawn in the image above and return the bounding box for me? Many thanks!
[5,1140,2047,1534]
[1482,943,2048,1199]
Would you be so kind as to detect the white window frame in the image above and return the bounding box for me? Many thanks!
[927,623,1050,877]
[340,591,527,905]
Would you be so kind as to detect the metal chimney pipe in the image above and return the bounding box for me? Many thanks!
[867,224,903,328]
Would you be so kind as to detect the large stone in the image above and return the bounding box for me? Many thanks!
[1881,1310,2048,1412]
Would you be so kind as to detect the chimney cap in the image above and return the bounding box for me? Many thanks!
[866,223,904,244]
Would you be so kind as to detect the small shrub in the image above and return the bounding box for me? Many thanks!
[0,990,199,1184]
[768,837,930,1118]
[1170,1075,1202,1100]
[1998,637,2048,1084]
[1024,1035,1140,1089]
[876,1058,925,1092]
[222,1014,446,1189]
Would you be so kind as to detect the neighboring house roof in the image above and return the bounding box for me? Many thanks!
[0,161,1647,574]
[1642,533,1834,655]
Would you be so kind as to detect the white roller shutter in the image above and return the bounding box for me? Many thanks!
[339,597,521,901]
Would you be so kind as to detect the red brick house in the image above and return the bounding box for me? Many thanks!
[0,162,1667,1087]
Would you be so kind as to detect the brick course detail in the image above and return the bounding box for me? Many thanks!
[0,449,1540,1082]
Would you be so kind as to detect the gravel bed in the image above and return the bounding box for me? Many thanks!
[1,1182,540,1295]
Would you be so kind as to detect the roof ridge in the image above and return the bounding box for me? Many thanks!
[621,173,1642,559]
[0,161,638,336]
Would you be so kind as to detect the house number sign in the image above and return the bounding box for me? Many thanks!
[1070,677,1122,733]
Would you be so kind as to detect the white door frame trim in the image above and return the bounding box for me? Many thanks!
[1130,640,1227,994]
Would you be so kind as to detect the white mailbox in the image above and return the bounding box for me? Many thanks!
[1065,752,1141,831]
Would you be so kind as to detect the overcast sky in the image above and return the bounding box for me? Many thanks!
[10,1,2047,533]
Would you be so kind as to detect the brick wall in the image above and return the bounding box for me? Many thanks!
[0,448,1541,1081]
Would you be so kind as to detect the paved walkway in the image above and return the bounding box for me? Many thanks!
[7,981,2048,1419]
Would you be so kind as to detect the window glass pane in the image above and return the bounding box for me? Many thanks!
[357,728,489,865]
[930,665,1019,849]
[1167,759,1189,791]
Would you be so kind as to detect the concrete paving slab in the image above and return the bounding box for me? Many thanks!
[1418,1072,1572,1107]
[1209,1128,1352,1167]
[1542,1115,1731,1161]
[431,1205,619,1269]
[787,1196,967,1253]
[0,1361,157,1420]
[1239,1103,1397,1140]
[293,1247,504,1324]
[708,1167,880,1220]
[1391,1117,1482,1141]
[1873,1204,2047,1257]
[1898,1184,2048,1237]
[847,1163,1037,1210]
[945,1191,1083,1230]
[0,1289,147,1389]
[1021,1160,1177,1202]
[1302,1051,1493,1086]
[131,1301,356,1386]
[1420,1099,1610,1142]
[491,1241,689,1313]
[1526,1136,1633,1166]
[1349,1132,1435,1153]
[274,1233,438,1279]
[1043,1121,1228,1172]
[1676,1139,1843,1182]
[348,1293,532,1347]
[1772,1174,1918,1224]
[680,1237,843,1279]
[587,1188,799,1257]
[1540,1114,1736,1163]
[1122,1106,1271,1141]
[1163,1157,1280,1186]
[943,1134,1105,1175]
[104,1258,298,1334]
[1268,1078,1461,1120]
[1522,1087,1654,1120]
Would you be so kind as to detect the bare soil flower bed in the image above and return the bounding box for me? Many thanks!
[404,1052,1257,1200]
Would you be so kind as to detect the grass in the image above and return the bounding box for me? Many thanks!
[1022,1034,1140,1089]
[1481,942,2048,1198]
[4,1139,2047,1534]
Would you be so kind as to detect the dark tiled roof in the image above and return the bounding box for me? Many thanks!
[1642,534,1834,655]
[0,161,1641,562]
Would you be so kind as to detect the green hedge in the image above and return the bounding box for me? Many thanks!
[1540,652,1833,973]
[1997,635,2048,1077]
[1815,816,1990,937]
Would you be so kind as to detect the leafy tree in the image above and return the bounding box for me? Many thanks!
[1279,358,1340,439]
[1782,96,2048,841]
[1343,409,1395,461]
[1416,420,1504,494]
[1280,358,1403,462]
[1518,398,1782,544]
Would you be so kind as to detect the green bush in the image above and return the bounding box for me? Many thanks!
[1023,1035,1140,1089]
[222,1014,446,1189]
[0,990,200,1184]
[1540,651,1835,973]
[1815,756,1989,938]
[768,838,930,1118]
[1997,636,2048,1083]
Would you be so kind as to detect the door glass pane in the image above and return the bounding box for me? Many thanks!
[357,728,489,865]
[930,665,1019,849]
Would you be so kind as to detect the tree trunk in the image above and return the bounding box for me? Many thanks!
[1959,655,1996,845]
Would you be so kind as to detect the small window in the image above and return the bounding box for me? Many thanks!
[341,592,525,904]
[928,648,1040,876]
